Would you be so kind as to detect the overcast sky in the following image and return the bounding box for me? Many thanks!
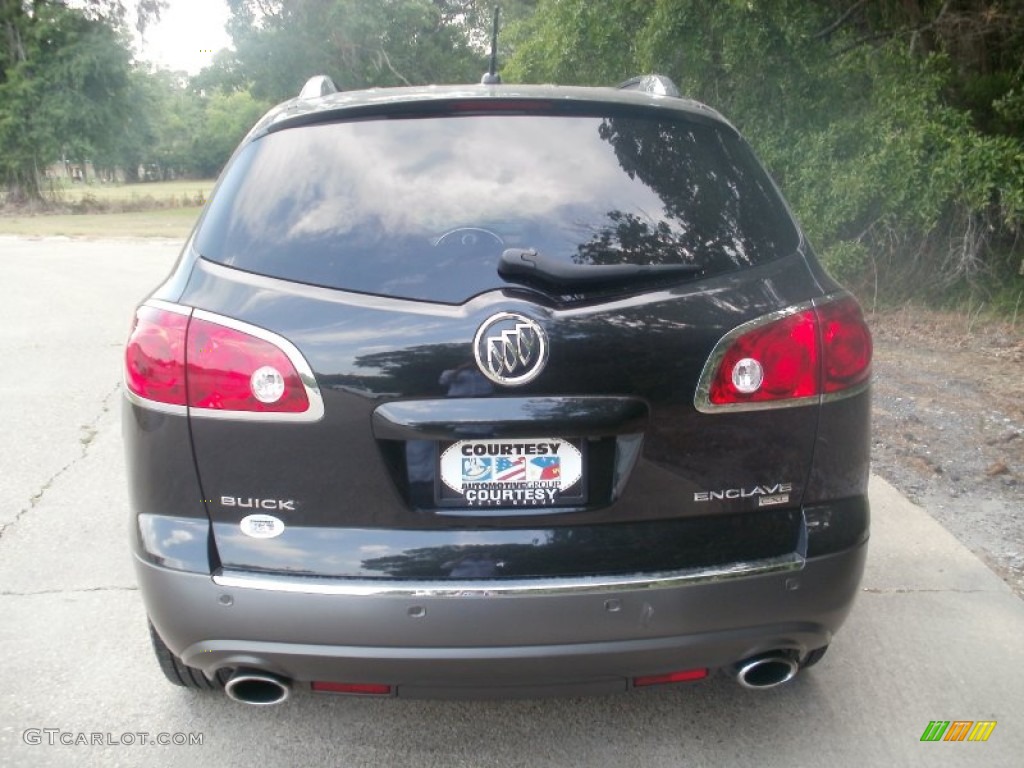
[135,0,233,74]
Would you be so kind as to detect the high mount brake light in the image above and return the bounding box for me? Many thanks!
[124,303,323,421]
[696,295,871,412]
[446,99,553,112]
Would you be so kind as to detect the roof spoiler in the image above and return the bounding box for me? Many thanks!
[299,75,338,100]
[616,74,680,98]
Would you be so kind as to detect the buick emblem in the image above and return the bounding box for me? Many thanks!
[473,313,548,386]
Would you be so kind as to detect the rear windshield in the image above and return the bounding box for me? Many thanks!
[196,110,800,303]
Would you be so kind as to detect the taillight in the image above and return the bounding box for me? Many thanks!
[697,295,871,412]
[187,315,309,413]
[125,306,189,406]
[818,297,872,393]
[124,303,322,420]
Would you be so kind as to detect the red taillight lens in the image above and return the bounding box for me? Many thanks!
[186,317,309,413]
[703,296,871,409]
[818,297,872,393]
[709,310,819,405]
[125,307,188,406]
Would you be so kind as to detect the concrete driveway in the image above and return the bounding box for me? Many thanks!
[1,237,1021,767]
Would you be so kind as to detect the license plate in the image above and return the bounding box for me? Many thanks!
[437,438,586,509]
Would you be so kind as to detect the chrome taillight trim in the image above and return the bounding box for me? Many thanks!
[212,553,804,597]
[693,292,870,414]
[146,298,193,316]
[820,378,872,404]
[123,301,324,422]
[123,388,188,416]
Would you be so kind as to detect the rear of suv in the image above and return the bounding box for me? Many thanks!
[124,74,872,703]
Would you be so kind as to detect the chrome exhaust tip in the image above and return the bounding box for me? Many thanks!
[224,668,292,706]
[733,653,799,690]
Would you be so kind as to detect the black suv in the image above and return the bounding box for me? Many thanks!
[124,74,872,704]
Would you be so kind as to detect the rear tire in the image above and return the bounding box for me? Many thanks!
[800,645,829,669]
[148,621,227,690]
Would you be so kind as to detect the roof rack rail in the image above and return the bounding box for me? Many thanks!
[299,75,338,100]
[616,74,680,98]
[480,5,502,84]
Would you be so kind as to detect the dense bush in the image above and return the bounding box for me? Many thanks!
[505,0,1024,306]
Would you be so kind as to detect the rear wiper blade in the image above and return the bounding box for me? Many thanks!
[498,248,702,287]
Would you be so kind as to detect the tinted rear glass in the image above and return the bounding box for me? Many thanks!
[196,110,800,303]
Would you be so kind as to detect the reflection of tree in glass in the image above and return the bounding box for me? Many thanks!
[575,210,695,266]
[574,118,796,270]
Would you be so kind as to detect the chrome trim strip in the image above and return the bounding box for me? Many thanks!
[694,292,869,414]
[695,393,820,415]
[198,259,477,318]
[145,299,192,316]
[212,553,804,597]
[122,387,188,416]
[820,377,872,404]
[199,255,683,323]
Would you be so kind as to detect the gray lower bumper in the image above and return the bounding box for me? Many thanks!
[137,540,866,697]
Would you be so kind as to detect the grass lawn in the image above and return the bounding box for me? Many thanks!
[0,179,215,238]
[52,179,215,206]
[0,207,201,238]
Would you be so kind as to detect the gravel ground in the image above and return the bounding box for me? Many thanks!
[869,307,1024,596]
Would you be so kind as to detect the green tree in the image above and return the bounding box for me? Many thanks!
[191,90,270,176]
[0,0,163,200]
[222,0,486,102]
[93,68,159,182]
[145,70,203,179]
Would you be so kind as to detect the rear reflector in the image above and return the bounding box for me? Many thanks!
[311,681,392,695]
[633,668,709,687]
[124,302,322,421]
[697,294,871,412]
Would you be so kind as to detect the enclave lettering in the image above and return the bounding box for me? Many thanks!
[693,483,793,502]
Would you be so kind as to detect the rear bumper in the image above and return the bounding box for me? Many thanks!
[137,538,866,698]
